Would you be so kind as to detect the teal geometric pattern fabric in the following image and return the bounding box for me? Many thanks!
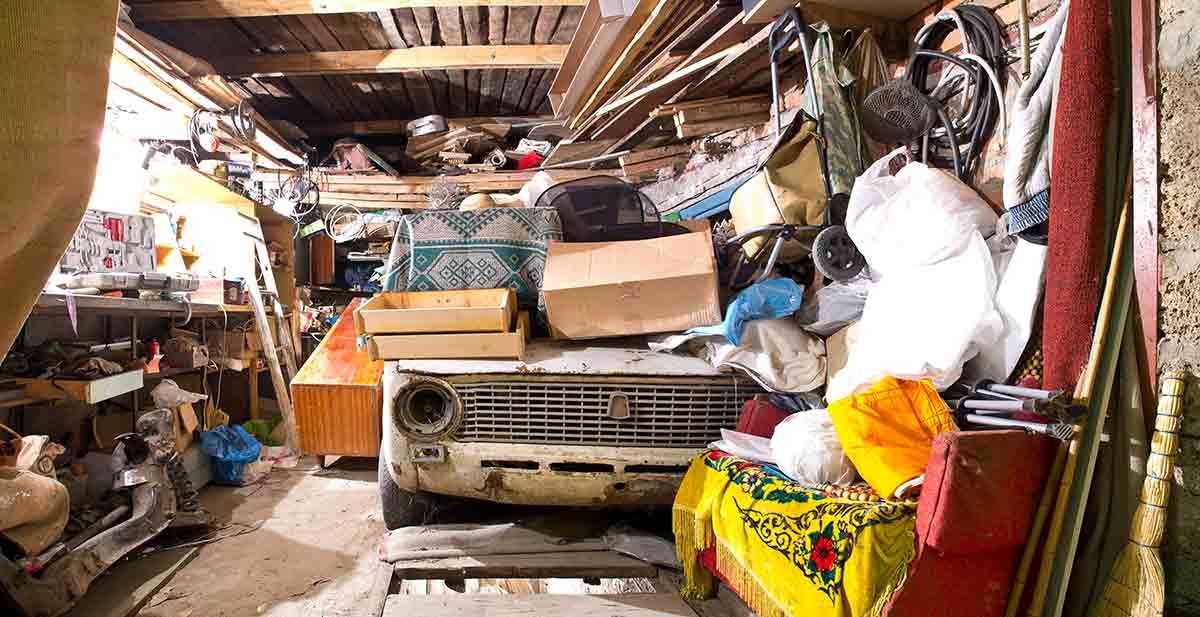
[382,207,564,314]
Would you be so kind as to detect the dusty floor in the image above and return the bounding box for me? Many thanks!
[139,457,387,617]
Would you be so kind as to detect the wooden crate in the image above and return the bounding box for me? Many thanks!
[354,289,517,337]
[365,328,526,362]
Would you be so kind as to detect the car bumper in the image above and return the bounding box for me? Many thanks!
[383,436,697,506]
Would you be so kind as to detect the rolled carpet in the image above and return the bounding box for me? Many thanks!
[1042,0,1113,391]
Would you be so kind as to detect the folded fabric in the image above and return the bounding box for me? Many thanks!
[381,207,564,316]
[673,451,917,617]
[1002,0,1069,237]
[651,318,826,393]
[827,377,958,498]
[709,429,775,464]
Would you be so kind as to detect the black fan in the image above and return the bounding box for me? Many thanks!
[533,176,689,242]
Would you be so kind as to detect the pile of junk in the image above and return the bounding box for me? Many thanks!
[0,407,210,617]
[367,2,1160,616]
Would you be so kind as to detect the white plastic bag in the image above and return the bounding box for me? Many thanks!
[769,410,856,484]
[845,149,999,278]
[709,429,775,464]
[828,152,1003,400]
[795,276,872,337]
[150,379,207,409]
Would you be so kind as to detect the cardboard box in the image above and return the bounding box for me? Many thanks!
[354,289,517,337]
[175,403,200,453]
[542,225,722,339]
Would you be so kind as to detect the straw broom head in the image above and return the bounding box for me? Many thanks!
[1095,370,1187,617]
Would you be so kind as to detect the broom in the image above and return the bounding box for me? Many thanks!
[1093,371,1187,617]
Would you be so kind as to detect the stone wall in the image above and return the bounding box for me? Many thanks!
[1158,0,1200,614]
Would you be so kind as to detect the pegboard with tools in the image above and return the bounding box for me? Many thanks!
[59,209,155,274]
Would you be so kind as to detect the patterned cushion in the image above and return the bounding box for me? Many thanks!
[382,207,564,315]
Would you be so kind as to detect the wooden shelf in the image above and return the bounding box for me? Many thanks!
[33,292,251,317]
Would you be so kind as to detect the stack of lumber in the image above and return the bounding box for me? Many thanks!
[618,144,692,181]
[254,169,634,210]
[404,125,511,167]
[543,0,908,166]
[656,94,772,138]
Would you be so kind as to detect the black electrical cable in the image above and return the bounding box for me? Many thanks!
[907,5,1005,179]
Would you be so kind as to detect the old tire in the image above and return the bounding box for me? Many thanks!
[813,225,865,282]
[378,455,441,529]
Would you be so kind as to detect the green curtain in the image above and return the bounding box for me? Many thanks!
[0,1,119,360]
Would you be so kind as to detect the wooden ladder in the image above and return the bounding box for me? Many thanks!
[239,213,301,452]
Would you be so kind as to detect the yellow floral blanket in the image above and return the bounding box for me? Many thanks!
[673,451,918,617]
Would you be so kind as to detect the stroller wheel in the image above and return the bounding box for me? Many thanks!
[813,225,864,282]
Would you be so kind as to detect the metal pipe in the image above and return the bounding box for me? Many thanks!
[1018,0,1032,77]
[963,414,1074,440]
[987,383,1067,402]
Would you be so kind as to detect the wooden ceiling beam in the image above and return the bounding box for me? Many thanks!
[207,45,568,77]
[304,115,554,136]
[134,0,586,21]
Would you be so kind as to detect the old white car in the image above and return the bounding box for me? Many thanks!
[378,340,760,528]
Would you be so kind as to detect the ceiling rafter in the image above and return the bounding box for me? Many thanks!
[207,45,568,77]
[134,0,587,22]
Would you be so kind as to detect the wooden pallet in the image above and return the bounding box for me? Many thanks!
[384,549,696,617]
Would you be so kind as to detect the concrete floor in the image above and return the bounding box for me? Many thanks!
[62,456,746,617]
[138,457,388,617]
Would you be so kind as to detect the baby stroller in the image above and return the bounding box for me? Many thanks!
[723,8,866,289]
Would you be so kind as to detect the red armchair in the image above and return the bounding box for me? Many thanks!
[705,404,1057,617]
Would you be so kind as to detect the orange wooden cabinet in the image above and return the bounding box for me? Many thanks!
[290,298,384,457]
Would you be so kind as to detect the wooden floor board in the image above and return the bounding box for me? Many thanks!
[382,592,699,616]
[393,550,658,580]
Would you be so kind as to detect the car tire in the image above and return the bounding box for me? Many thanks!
[378,454,441,529]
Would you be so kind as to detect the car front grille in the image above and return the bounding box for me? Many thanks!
[451,378,758,448]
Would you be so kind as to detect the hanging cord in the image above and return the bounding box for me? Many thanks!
[325,203,365,243]
[908,5,1006,179]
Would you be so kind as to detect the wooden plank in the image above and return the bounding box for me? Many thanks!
[568,0,688,129]
[674,97,769,123]
[540,138,619,166]
[621,153,687,177]
[501,6,539,113]
[392,551,658,580]
[676,111,769,138]
[292,381,382,456]
[583,6,750,139]
[618,143,689,166]
[209,45,568,76]
[589,46,739,119]
[62,548,199,617]
[321,191,430,202]
[17,371,145,405]
[307,197,431,210]
[367,330,525,360]
[136,0,588,21]
[381,593,698,617]
[550,7,631,118]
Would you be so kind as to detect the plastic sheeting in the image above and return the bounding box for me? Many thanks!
[770,409,856,485]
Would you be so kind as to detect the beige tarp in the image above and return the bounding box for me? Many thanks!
[0,1,120,360]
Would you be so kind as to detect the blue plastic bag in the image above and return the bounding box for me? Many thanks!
[198,425,262,485]
[686,278,805,346]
